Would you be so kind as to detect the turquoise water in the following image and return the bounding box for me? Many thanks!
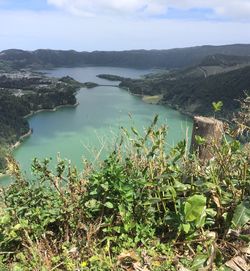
[0,67,192,185]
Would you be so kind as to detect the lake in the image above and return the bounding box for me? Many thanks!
[0,66,192,185]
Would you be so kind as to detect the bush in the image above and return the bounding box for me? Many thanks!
[0,116,249,270]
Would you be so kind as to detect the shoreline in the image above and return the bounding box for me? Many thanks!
[24,102,79,119]
[11,129,33,149]
[0,129,33,181]
[0,102,80,179]
[15,102,79,148]
[120,86,194,118]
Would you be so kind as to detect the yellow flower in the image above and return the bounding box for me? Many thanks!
[81,261,87,268]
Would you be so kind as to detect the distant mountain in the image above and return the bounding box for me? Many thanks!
[1,44,250,69]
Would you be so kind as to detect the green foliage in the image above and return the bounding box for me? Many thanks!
[0,145,8,173]
[232,200,250,228]
[212,101,223,112]
[0,73,80,171]
[194,135,206,145]
[184,195,207,228]
[120,65,250,118]
[0,117,249,270]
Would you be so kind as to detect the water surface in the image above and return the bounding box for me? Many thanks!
[1,67,192,185]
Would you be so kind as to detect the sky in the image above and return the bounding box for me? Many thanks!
[0,0,250,51]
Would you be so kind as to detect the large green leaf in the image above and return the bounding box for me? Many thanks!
[191,253,207,270]
[184,195,207,228]
[232,200,250,228]
[85,199,100,210]
[104,202,114,209]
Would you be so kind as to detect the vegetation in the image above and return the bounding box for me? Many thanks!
[93,55,250,120]
[0,46,250,268]
[0,47,250,173]
[0,73,82,172]
[200,54,250,67]
[0,146,9,173]
[142,95,163,104]
[97,74,125,81]
[1,44,250,69]
[119,64,250,119]
[0,114,249,270]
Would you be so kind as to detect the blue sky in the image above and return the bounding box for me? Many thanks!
[0,0,49,10]
[0,0,249,51]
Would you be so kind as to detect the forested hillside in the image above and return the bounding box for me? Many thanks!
[0,73,81,172]
[1,44,250,69]
[119,65,250,117]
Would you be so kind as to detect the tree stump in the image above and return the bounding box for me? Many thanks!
[190,116,224,162]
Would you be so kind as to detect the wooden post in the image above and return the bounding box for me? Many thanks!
[190,116,224,162]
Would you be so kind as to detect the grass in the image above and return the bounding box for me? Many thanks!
[142,95,163,104]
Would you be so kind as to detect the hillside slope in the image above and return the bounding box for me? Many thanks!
[1,44,250,69]
[118,57,250,117]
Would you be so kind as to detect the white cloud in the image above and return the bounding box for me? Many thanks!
[0,9,249,51]
[47,0,250,20]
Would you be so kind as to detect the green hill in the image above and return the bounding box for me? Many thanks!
[1,44,250,69]
[119,61,250,118]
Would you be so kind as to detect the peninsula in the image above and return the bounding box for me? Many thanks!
[0,69,83,172]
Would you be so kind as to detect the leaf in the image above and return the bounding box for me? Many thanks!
[174,180,190,192]
[182,223,191,234]
[85,199,100,210]
[152,114,159,126]
[239,234,250,242]
[232,200,250,229]
[212,101,223,112]
[13,224,22,230]
[195,135,206,145]
[134,142,142,148]
[131,127,139,136]
[191,254,207,270]
[0,214,10,225]
[101,182,109,191]
[206,208,217,218]
[89,189,98,195]
[184,195,207,228]
[104,202,114,209]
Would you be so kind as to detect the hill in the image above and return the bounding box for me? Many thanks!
[1,44,250,69]
[110,55,250,118]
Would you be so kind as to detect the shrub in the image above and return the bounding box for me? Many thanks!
[0,116,249,270]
